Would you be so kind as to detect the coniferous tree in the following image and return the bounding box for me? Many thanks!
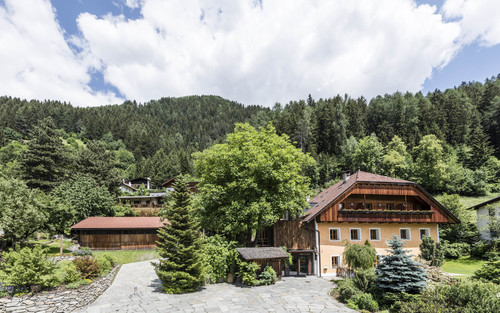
[154,178,204,293]
[21,117,68,192]
[419,236,444,267]
[375,236,427,294]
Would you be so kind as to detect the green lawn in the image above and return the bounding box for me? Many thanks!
[27,239,73,255]
[93,250,159,264]
[442,257,485,278]
[434,193,498,211]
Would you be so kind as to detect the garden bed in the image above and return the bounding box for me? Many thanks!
[0,264,120,313]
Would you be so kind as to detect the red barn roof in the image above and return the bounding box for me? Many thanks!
[71,217,168,230]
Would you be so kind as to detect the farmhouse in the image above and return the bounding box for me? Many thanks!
[267,171,460,277]
[469,195,500,240]
[71,217,167,250]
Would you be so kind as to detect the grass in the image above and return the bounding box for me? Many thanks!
[92,250,159,264]
[442,257,486,278]
[434,192,499,211]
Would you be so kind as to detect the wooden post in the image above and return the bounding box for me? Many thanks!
[59,234,63,255]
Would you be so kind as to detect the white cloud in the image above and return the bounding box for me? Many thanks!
[442,0,500,46]
[0,0,122,106]
[124,0,143,10]
[74,0,462,106]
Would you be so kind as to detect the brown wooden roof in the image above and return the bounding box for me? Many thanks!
[303,171,460,224]
[71,217,168,229]
[236,247,290,260]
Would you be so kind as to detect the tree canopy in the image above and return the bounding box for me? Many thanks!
[193,123,315,245]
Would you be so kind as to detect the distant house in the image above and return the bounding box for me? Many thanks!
[71,217,167,250]
[118,193,166,209]
[119,181,137,194]
[469,195,500,240]
[161,177,199,193]
[261,171,460,277]
[124,177,152,190]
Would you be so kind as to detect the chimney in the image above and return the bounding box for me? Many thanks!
[343,172,350,183]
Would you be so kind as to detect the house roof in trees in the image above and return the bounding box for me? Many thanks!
[161,177,199,188]
[468,195,500,210]
[302,171,460,224]
[70,217,167,229]
[236,247,290,260]
[118,195,164,199]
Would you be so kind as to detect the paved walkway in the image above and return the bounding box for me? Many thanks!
[80,260,356,313]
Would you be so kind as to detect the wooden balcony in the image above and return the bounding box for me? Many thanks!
[338,209,434,223]
[128,204,162,209]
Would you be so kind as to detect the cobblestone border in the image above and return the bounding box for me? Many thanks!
[0,264,121,313]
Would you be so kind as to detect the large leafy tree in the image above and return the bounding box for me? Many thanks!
[375,236,427,294]
[194,123,315,245]
[154,178,204,293]
[0,177,49,247]
[352,134,383,173]
[413,134,447,192]
[382,135,411,179]
[21,117,69,192]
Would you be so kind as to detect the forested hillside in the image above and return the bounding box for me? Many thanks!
[0,75,499,195]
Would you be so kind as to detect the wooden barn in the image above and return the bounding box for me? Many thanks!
[71,217,167,250]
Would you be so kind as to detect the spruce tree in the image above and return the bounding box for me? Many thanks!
[375,236,427,294]
[21,117,68,192]
[154,178,204,293]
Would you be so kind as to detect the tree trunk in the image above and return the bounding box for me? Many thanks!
[59,234,63,255]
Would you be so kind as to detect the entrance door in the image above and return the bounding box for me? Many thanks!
[288,254,308,276]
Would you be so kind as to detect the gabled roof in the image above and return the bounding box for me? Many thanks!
[468,195,500,210]
[120,182,137,191]
[71,217,167,230]
[303,171,459,224]
[236,247,290,260]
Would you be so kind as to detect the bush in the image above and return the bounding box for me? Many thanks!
[348,293,379,312]
[343,240,377,270]
[72,256,101,279]
[472,260,500,284]
[336,278,362,302]
[65,279,91,289]
[62,262,81,284]
[351,268,376,293]
[419,236,444,266]
[399,281,500,313]
[238,260,260,286]
[0,283,29,297]
[470,240,490,258]
[96,254,115,275]
[257,265,277,285]
[72,247,93,257]
[0,246,56,287]
[443,242,470,259]
[202,235,238,283]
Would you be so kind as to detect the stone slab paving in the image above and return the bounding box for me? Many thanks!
[79,260,356,313]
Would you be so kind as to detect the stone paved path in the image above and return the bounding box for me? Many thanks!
[80,260,356,313]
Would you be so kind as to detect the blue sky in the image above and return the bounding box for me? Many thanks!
[0,0,499,106]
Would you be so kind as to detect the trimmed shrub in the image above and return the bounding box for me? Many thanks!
[443,242,470,259]
[399,281,500,313]
[336,278,362,302]
[62,262,81,284]
[0,246,56,288]
[238,260,260,286]
[96,254,115,275]
[257,265,277,285]
[202,235,238,283]
[72,256,101,279]
[351,268,376,293]
[348,293,379,312]
[472,260,500,284]
[419,236,444,266]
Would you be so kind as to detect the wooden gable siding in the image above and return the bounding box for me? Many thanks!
[318,183,450,223]
[273,220,316,250]
[77,230,159,250]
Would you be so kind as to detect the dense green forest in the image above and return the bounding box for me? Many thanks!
[0,75,499,195]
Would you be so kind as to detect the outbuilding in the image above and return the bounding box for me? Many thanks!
[71,217,167,250]
[236,247,290,280]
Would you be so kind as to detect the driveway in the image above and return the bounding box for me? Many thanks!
[80,260,356,313]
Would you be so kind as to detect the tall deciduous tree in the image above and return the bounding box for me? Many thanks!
[194,123,315,245]
[375,236,427,294]
[382,135,411,179]
[154,178,204,293]
[352,134,383,173]
[21,117,69,192]
[413,134,447,192]
[0,177,49,247]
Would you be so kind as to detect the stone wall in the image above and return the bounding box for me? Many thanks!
[0,265,120,313]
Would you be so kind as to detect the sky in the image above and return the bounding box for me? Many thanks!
[0,0,499,107]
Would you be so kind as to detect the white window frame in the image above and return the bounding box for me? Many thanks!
[329,228,341,241]
[350,228,362,241]
[400,228,411,240]
[419,228,430,240]
[331,255,341,268]
[369,228,381,241]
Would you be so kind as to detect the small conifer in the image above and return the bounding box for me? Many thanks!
[375,235,427,294]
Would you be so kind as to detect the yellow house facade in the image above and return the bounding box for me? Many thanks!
[300,171,460,277]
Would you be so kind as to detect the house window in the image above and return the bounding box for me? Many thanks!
[365,203,372,209]
[400,228,411,240]
[369,228,380,241]
[387,203,394,210]
[419,228,430,239]
[331,255,341,268]
[339,203,344,210]
[350,228,361,241]
[329,228,341,241]
[413,204,420,210]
